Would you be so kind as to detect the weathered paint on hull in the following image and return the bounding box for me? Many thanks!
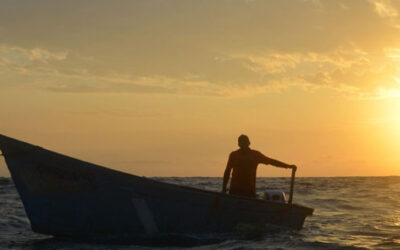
[0,135,313,238]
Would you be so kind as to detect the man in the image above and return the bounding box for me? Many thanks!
[222,134,296,197]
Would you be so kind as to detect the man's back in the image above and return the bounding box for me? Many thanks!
[227,149,265,197]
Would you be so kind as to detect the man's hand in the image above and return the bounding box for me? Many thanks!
[290,165,297,171]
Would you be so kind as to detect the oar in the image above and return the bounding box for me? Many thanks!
[288,167,296,204]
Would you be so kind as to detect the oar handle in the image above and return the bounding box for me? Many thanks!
[288,167,296,204]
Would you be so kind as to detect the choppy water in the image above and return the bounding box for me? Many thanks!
[1,176,400,249]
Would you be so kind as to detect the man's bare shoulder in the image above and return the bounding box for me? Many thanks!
[251,150,268,158]
[250,149,261,154]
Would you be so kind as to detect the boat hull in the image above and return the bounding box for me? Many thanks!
[0,135,313,238]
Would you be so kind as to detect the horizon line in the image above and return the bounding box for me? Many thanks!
[1,175,399,178]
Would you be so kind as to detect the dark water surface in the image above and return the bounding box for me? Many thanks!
[1,176,400,249]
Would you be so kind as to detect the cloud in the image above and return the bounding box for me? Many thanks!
[0,45,67,64]
[1,0,400,99]
[369,0,398,18]
[220,44,400,98]
[1,43,400,99]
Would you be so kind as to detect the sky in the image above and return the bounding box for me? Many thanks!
[1,0,400,177]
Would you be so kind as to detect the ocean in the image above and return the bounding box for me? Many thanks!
[1,176,400,250]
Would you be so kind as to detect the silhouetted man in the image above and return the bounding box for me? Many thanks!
[222,134,296,197]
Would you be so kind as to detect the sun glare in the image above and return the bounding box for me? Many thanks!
[386,97,400,148]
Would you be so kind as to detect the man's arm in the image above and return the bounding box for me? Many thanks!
[257,151,297,170]
[222,153,233,193]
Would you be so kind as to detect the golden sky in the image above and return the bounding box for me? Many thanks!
[1,0,400,177]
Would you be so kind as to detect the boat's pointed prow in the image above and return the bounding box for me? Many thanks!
[0,134,41,157]
[0,134,10,150]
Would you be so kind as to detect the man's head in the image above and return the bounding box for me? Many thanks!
[238,134,250,149]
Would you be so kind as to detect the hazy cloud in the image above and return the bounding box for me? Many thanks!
[369,0,398,18]
[1,0,400,98]
[0,45,67,64]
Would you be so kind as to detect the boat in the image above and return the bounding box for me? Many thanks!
[0,134,313,239]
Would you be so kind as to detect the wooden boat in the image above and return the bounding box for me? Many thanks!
[0,134,313,239]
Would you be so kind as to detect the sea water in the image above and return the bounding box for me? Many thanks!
[1,176,400,250]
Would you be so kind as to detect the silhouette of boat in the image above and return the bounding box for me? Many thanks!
[0,134,313,239]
